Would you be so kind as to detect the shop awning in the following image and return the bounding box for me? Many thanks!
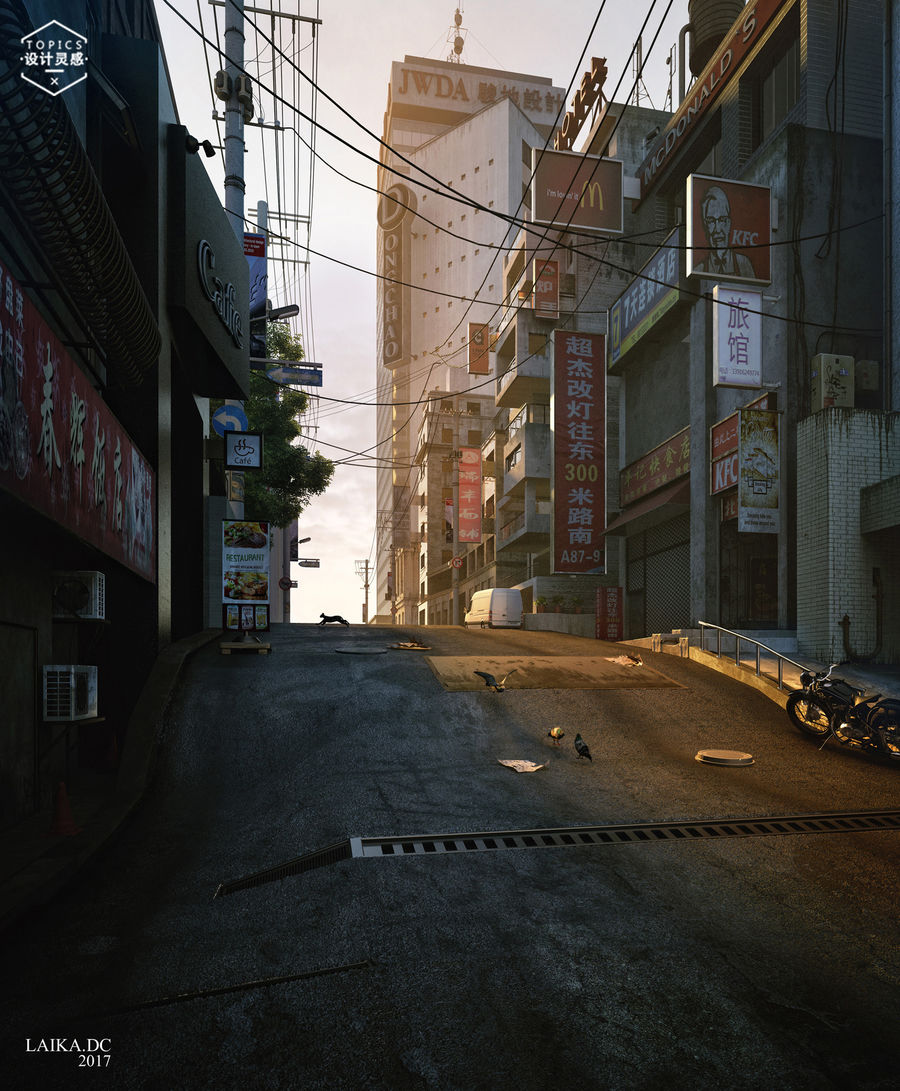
[605,478,691,536]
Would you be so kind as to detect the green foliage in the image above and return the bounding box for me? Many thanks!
[211,323,334,527]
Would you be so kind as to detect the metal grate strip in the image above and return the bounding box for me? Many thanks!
[214,810,900,897]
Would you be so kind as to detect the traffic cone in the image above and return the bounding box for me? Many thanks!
[48,782,82,836]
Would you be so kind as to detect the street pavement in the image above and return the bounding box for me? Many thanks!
[1,623,899,1089]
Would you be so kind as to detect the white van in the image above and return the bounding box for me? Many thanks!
[464,588,523,629]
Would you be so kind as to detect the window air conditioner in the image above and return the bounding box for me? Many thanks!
[52,571,106,620]
[43,665,99,722]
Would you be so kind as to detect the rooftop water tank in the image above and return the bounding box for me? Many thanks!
[688,0,745,77]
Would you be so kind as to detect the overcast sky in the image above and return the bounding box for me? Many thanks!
[154,0,690,623]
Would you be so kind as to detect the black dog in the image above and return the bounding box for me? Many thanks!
[319,612,350,627]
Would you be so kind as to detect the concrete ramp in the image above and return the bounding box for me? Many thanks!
[426,655,682,692]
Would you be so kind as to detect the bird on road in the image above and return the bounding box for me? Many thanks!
[474,669,518,692]
[574,733,593,761]
[547,726,565,747]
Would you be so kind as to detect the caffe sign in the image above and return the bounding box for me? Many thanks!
[198,240,243,348]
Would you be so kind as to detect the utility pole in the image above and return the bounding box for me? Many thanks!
[355,559,370,624]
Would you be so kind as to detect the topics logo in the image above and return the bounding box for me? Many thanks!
[20,20,87,97]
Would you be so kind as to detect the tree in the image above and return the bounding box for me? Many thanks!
[213,322,334,527]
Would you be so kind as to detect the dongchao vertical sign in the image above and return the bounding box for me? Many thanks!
[378,184,416,369]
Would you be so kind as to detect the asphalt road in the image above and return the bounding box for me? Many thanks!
[3,623,899,1090]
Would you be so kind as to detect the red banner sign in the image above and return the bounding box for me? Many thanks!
[0,263,156,581]
[467,323,490,374]
[457,446,482,544]
[532,258,559,320]
[619,427,690,507]
[553,331,605,573]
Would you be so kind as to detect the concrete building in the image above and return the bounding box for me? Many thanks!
[0,0,249,826]
[607,0,899,662]
[373,46,674,628]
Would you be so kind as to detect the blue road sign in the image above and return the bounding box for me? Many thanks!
[265,365,323,388]
[212,403,249,436]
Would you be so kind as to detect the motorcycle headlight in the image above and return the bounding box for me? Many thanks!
[800,671,814,687]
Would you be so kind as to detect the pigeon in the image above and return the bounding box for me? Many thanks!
[547,726,565,747]
[473,669,518,692]
[574,733,592,761]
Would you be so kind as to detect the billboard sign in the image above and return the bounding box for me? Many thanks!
[609,226,681,370]
[0,263,156,582]
[738,409,779,533]
[686,175,771,285]
[532,150,623,235]
[224,431,263,471]
[222,520,270,631]
[553,331,605,574]
[712,285,763,386]
[457,446,482,544]
[244,233,267,360]
[467,323,490,375]
[619,427,690,507]
[532,258,559,320]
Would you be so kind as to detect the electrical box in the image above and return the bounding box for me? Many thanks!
[43,665,98,721]
[213,70,231,101]
[810,354,854,410]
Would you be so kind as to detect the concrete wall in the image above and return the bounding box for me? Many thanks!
[797,409,900,663]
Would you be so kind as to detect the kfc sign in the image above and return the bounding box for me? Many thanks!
[686,175,771,285]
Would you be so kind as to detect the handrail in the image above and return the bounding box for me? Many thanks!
[698,621,808,691]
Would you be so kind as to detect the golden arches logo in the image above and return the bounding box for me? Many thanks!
[580,180,604,209]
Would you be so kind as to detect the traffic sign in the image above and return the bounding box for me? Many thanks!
[264,364,323,387]
[451,556,463,569]
[212,403,249,436]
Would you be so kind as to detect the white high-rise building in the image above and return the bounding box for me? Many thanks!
[374,54,565,623]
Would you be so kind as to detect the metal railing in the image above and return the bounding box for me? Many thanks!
[698,621,808,691]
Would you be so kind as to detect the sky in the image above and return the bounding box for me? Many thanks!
[153,0,691,623]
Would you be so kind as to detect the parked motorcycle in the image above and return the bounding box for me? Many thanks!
[786,663,900,760]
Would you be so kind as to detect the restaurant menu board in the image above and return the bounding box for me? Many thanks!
[222,519,270,631]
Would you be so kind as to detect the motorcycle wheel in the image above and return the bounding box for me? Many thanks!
[785,692,833,736]
[869,699,900,757]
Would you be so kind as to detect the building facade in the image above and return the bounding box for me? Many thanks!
[0,0,249,826]
[607,0,899,661]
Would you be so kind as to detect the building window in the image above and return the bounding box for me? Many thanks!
[505,445,521,472]
[760,36,799,142]
[466,402,480,415]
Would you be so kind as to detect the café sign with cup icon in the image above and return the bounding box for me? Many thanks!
[224,431,263,471]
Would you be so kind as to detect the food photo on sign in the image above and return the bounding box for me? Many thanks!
[221,519,270,630]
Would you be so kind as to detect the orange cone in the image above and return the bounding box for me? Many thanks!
[48,782,82,836]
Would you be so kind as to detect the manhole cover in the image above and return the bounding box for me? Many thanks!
[695,749,754,766]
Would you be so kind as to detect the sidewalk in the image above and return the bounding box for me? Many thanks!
[0,628,222,934]
[2,625,897,934]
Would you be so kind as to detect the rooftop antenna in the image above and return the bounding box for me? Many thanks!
[447,6,466,63]
[664,43,676,112]
[631,35,655,109]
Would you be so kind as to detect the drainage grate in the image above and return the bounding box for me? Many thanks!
[214,809,900,897]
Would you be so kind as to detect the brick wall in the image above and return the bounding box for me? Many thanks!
[797,409,900,663]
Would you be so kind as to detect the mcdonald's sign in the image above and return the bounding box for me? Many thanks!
[531,149,623,234]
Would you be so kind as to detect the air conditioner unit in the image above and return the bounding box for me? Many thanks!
[52,571,106,620]
[43,665,98,722]
[810,354,854,411]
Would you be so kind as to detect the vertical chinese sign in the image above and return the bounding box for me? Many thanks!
[0,264,155,581]
[222,520,271,631]
[553,331,605,573]
[532,258,559,320]
[712,286,762,387]
[467,323,490,375]
[738,409,779,533]
[244,233,267,361]
[457,446,482,545]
